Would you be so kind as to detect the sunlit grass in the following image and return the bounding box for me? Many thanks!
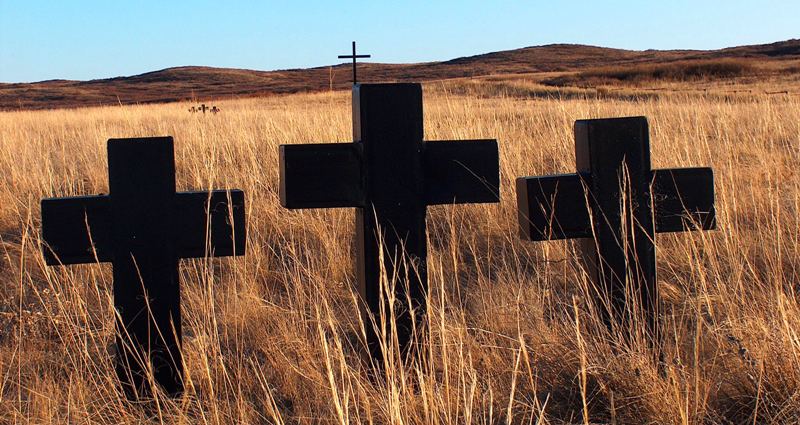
[0,82,798,423]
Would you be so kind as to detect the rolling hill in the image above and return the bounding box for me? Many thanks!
[1,39,799,110]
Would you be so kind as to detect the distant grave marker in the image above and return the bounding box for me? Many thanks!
[338,41,371,84]
[516,116,715,337]
[41,137,246,399]
[280,83,499,361]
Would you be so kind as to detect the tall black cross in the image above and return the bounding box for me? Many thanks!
[41,137,246,399]
[516,117,715,337]
[338,41,371,84]
[280,83,499,361]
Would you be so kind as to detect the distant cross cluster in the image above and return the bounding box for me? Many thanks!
[189,103,220,114]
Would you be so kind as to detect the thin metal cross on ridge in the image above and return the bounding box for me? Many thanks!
[338,41,371,84]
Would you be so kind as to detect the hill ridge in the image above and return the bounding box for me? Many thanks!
[2,39,799,110]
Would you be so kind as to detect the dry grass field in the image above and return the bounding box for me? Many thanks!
[0,79,799,423]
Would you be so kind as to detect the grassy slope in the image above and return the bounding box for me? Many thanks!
[1,39,799,110]
[0,78,799,422]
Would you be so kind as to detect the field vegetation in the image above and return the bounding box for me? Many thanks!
[543,59,760,86]
[0,78,799,423]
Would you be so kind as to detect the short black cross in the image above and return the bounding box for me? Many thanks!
[41,137,246,399]
[280,83,499,361]
[338,41,371,85]
[516,117,715,337]
[199,104,210,114]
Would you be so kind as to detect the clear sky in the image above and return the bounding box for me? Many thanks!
[0,0,798,83]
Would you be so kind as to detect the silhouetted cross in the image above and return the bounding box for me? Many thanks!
[516,117,716,341]
[338,41,371,84]
[41,137,246,399]
[280,84,499,362]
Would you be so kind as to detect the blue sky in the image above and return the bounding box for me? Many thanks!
[0,0,797,83]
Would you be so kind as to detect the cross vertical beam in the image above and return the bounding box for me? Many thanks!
[108,138,182,398]
[280,83,499,362]
[575,118,657,332]
[41,137,246,399]
[354,84,427,359]
[516,117,715,339]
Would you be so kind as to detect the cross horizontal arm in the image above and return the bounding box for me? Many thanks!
[338,55,371,59]
[652,167,716,232]
[176,190,246,258]
[41,195,111,265]
[517,167,715,240]
[424,140,500,205]
[279,143,365,209]
[516,173,591,241]
[41,190,246,265]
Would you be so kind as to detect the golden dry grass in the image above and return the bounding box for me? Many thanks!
[0,81,799,423]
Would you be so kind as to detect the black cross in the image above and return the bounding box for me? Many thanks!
[280,83,499,361]
[516,117,715,337]
[199,104,209,114]
[41,137,246,399]
[338,41,371,84]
